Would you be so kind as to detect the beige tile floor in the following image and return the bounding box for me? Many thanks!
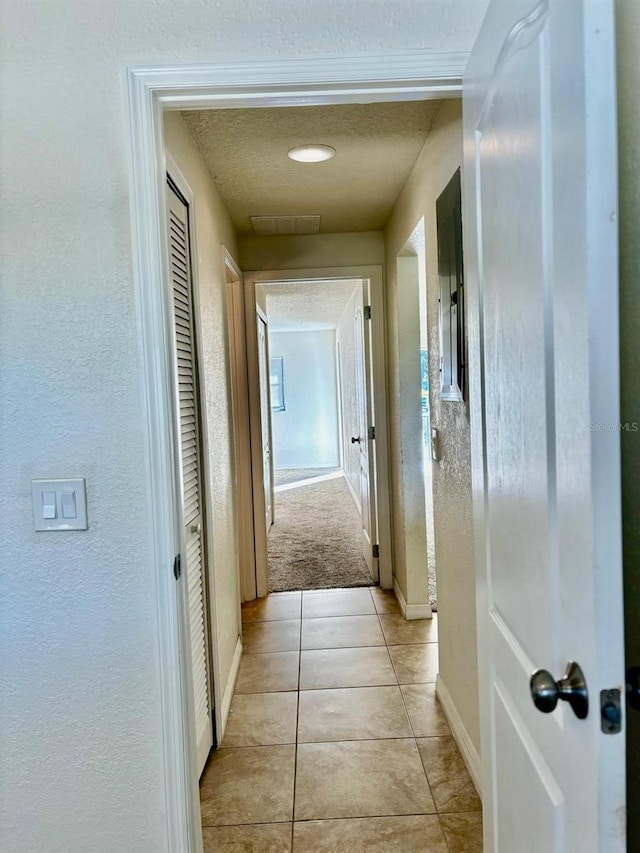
[200,587,483,852]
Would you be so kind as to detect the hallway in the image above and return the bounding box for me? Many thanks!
[199,587,482,851]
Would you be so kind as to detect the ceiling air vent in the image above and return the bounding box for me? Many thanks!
[250,215,321,236]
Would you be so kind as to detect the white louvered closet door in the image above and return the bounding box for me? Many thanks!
[166,180,213,777]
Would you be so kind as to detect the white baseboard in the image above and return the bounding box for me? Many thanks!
[344,472,362,515]
[393,578,433,621]
[218,636,243,743]
[436,673,482,798]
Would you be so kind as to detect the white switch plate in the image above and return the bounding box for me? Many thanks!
[32,478,88,531]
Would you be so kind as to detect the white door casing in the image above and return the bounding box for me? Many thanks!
[225,254,257,602]
[128,52,468,853]
[166,180,214,778]
[354,296,378,582]
[256,309,274,535]
[243,268,391,598]
[464,1,625,851]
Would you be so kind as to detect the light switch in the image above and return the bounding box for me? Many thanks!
[61,491,77,519]
[32,478,88,531]
[42,492,57,519]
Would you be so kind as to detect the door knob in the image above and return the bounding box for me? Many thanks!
[190,522,201,535]
[530,661,588,719]
[351,436,361,444]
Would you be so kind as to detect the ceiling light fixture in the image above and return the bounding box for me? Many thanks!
[287,144,336,163]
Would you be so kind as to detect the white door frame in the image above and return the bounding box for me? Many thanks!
[224,251,258,602]
[126,51,467,852]
[244,267,392,593]
[246,301,276,598]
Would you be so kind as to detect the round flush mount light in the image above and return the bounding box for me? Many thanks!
[287,144,336,163]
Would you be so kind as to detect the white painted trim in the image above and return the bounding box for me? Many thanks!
[335,339,345,470]
[393,578,407,616]
[141,52,468,111]
[128,74,200,849]
[393,577,432,620]
[223,248,243,283]
[219,637,243,742]
[405,602,433,620]
[344,469,362,514]
[244,288,270,599]
[126,52,465,853]
[364,272,391,589]
[436,673,482,798]
[224,251,257,603]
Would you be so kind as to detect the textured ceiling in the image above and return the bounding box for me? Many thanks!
[261,280,360,331]
[181,101,443,235]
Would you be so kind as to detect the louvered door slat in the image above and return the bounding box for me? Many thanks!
[167,180,213,778]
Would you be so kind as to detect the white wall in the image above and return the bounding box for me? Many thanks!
[0,2,490,849]
[164,113,242,723]
[270,330,340,469]
[385,100,481,754]
[335,287,362,503]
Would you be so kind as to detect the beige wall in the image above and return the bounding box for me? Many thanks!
[391,251,429,609]
[617,0,640,847]
[385,99,480,753]
[239,230,385,272]
[164,113,242,715]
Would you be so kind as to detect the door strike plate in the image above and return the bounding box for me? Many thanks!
[600,688,622,734]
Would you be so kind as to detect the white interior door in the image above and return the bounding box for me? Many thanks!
[354,296,378,582]
[166,180,213,777]
[256,310,274,535]
[464,1,625,850]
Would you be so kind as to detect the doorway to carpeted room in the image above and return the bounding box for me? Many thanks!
[268,469,372,592]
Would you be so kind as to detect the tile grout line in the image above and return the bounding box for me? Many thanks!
[379,607,462,853]
[380,594,451,850]
[290,598,303,849]
[232,589,464,849]
[204,809,477,829]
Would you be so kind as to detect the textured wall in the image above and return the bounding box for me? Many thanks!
[0,1,489,849]
[270,330,340,469]
[385,100,480,752]
[181,101,442,235]
[239,231,385,271]
[617,0,640,847]
[164,113,242,710]
[393,253,429,607]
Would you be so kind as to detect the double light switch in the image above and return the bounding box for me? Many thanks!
[32,478,88,531]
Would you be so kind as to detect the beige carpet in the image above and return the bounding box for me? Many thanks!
[268,476,372,592]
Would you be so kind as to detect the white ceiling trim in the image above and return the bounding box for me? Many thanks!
[138,51,468,110]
